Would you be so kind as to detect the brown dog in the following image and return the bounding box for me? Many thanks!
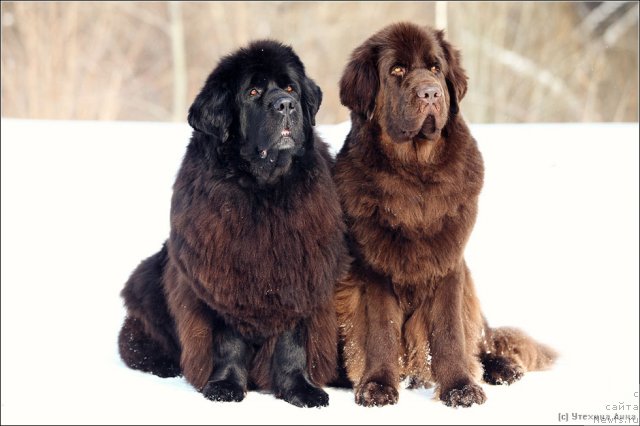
[334,22,556,408]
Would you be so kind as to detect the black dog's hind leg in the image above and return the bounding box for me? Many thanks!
[202,325,252,402]
[118,316,181,377]
[119,244,181,378]
[272,322,329,408]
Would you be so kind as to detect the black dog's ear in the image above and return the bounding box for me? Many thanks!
[187,67,233,142]
[436,30,468,115]
[339,41,379,119]
[301,77,322,127]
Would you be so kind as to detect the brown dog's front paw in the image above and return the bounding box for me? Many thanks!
[355,381,399,407]
[441,382,486,408]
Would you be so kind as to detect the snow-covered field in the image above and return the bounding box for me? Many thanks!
[1,118,638,425]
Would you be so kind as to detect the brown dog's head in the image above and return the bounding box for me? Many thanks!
[340,22,467,143]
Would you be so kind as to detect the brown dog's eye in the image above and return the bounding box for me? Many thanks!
[285,85,294,93]
[390,66,406,77]
[249,88,260,97]
[430,65,441,74]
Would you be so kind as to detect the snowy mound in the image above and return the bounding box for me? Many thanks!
[1,119,638,425]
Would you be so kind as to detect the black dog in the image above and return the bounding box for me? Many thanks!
[118,40,348,407]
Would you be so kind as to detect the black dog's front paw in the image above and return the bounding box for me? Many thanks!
[202,379,246,403]
[441,382,486,408]
[278,378,329,408]
[482,353,524,385]
[355,381,399,407]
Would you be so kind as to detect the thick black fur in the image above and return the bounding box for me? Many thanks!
[118,40,347,408]
[272,323,329,407]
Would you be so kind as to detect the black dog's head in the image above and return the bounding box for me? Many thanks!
[188,40,322,185]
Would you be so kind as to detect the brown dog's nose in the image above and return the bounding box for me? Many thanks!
[416,85,441,105]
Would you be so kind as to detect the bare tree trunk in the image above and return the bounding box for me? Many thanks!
[435,1,448,30]
[168,1,187,122]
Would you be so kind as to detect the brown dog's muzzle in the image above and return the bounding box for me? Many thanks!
[403,70,445,113]
[416,84,442,112]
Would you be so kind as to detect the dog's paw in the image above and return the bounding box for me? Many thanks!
[154,360,182,378]
[441,382,486,408]
[482,354,524,385]
[202,379,246,402]
[355,381,399,407]
[279,379,329,408]
[406,376,433,390]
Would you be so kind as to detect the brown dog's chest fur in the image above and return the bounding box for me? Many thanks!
[334,118,486,391]
[335,120,483,290]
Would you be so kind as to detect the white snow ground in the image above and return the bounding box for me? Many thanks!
[1,118,638,425]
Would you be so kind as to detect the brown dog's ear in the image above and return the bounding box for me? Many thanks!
[436,30,468,115]
[339,42,379,119]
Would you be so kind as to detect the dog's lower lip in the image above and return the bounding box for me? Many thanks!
[422,115,436,134]
[276,137,295,150]
[402,128,421,136]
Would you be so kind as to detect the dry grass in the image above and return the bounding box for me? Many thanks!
[1,1,638,124]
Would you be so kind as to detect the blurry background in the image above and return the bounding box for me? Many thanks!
[1,1,638,125]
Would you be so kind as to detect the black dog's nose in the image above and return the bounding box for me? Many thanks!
[417,85,441,105]
[273,96,296,115]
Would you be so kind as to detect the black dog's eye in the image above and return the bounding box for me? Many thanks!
[285,85,294,93]
[249,88,261,97]
[390,65,406,77]
[430,64,441,74]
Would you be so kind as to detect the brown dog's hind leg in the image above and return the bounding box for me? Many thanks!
[480,352,524,385]
[480,325,556,385]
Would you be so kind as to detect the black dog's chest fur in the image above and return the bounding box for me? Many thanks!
[169,141,346,338]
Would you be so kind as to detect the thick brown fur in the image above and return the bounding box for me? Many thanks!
[118,40,348,407]
[333,22,556,408]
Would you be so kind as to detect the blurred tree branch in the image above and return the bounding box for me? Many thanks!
[578,1,627,34]
[1,2,637,123]
[603,2,639,45]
